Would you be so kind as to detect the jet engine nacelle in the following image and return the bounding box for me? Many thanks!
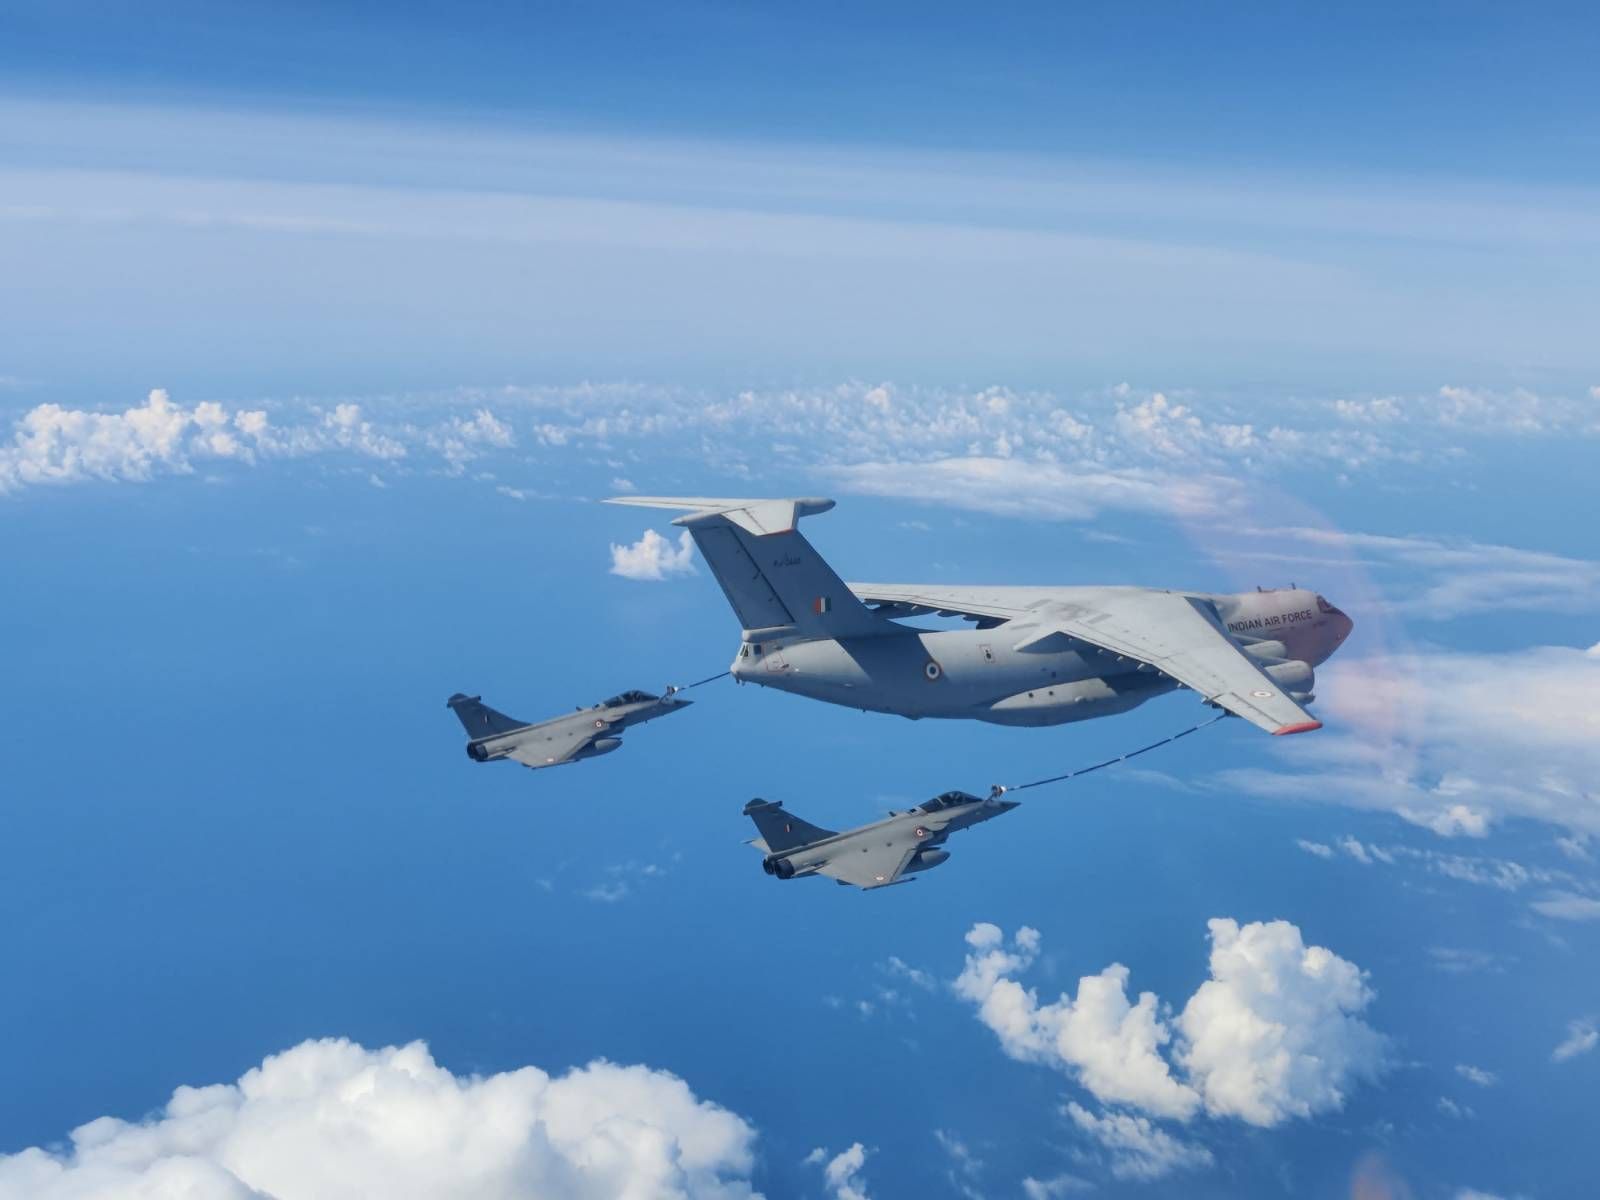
[1261,659,1314,692]
[574,737,623,760]
[1241,640,1289,662]
[763,855,797,879]
[905,848,950,873]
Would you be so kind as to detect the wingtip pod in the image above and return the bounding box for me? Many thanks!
[1272,720,1324,736]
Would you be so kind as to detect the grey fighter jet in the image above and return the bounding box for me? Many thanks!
[606,496,1354,736]
[744,791,1019,889]
[446,688,691,769]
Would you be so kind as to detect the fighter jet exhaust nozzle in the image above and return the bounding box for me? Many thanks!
[466,742,491,762]
[763,855,797,879]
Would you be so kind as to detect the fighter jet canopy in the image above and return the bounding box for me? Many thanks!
[918,790,982,812]
[600,689,658,707]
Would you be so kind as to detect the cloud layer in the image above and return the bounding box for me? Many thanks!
[1224,641,1600,837]
[0,1038,760,1200]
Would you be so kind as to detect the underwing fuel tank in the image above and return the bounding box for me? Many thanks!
[573,737,622,760]
[904,848,950,873]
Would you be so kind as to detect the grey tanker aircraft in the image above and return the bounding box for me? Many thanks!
[447,688,691,769]
[744,790,1019,890]
[606,496,1353,736]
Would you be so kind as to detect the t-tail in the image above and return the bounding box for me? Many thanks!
[743,798,835,852]
[446,693,529,738]
[604,496,891,640]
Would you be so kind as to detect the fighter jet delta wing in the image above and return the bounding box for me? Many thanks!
[849,583,1321,736]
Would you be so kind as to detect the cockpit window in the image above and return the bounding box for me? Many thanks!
[600,690,657,707]
[919,790,979,812]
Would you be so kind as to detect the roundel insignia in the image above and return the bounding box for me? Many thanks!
[1251,689,1274,698]
[914,826,929,839]
[924,661,943,681]
[594,718,606,728]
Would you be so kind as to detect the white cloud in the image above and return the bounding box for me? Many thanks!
[807,1144,872,1200]
[1220,642,1600,837]
[1455,1063,1497,1087]
[952,924,1198,1119]
[1260,526,1600,619]
[825,455,1241,523]
[881,956,935,991]
[1530,892,1600,921]
[1296,839,1335,859]
[954,919,1384,1136]
[1021,1173,1091,1198]
[1552,1020,1598,1063]
[0,1037,760,1200]
[1176,919,1386,1126]
[1063,1103,1213,1182]
[931,1129,984,1197]
[608,528,697,581]
[0,390,558,494]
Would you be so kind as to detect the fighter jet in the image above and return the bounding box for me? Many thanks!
[446,688,691,769]
[605,496,1354,736]
[744,791,1018,889]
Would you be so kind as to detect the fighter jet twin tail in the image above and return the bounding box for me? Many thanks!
[448,495,1354,891]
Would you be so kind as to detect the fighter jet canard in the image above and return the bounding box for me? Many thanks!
[445,688,691,770]
[604,495,1354,736]
[743,791,1020,890]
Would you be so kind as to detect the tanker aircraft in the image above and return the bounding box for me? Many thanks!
[744,790,1019,890]
[605,496,1353,735]
[446,688,691,769]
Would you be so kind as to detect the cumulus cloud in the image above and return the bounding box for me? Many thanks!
[1552,1020,1598,1063]
[1455,1064,1497,1087]
[953,924,1198,1119]
[608,528,697,581]
[806,1144,872,1200]
[953,919,1384,1162]
[0,1037,760,1200]
[1220,642,1600,837]
[0,390,551,494]
[1175,919,1386,1126]
[0,388,270,491]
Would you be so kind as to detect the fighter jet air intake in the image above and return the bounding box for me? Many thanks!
[606,496,1353,736]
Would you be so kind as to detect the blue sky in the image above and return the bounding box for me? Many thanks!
[1,7,1597,1200]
